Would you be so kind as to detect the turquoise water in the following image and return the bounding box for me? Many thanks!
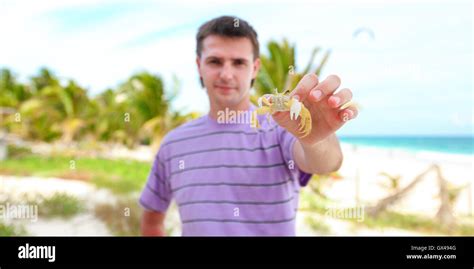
[339,136,474,155]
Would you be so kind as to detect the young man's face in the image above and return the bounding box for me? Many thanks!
[197,35,260,109]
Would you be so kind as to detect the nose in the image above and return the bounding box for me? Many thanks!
[219,62,233,82]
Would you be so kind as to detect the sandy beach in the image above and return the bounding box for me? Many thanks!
[1,142,472,236]
[334,143,473,217]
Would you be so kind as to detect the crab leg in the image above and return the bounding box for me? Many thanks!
[250,110,260,128]
[257,95,272,108]
[298,105,312,138]
[255,106,271,115]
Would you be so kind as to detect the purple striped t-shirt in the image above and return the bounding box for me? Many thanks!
[139,105,312,236]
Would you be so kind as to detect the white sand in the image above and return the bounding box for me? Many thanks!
[0,176,116,236]
[16,213,112,236]
[332,143,473,217]
[0,175,117,207]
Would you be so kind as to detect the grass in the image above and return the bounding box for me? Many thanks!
[94,199,141,236]
[0,221,27,236]
[0,154,151,194]
[2,191,85,220]
[0,147,153,234]
[94,199,180,236]
[7,144,32,158]
[0,149,152,234]
[357,211,474,235]
[38,193,85,219]
[305,215,332,235]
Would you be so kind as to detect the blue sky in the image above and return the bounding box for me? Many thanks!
[0,0,472,136]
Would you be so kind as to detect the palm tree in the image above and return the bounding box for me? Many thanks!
[115,72,170,148]
[115,72,197,148]
[253,39,330,103]
[94,89,128,143]
[13,69,93,142]
[1,68,62,141]
[56,80,94,143]
[2,67,198,147]
[30,67,60,93]
[0,68,33,108]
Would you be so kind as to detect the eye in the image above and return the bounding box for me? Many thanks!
[234,59,246,66]
[208,59,221,65]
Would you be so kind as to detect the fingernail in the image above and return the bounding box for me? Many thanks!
[329,96,340,106]
[342,113,349,122]
[347,110,354,118]
[342,110,353,122]
[312,90,322,101]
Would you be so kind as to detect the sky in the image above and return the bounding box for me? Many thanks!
[0,0,472,136]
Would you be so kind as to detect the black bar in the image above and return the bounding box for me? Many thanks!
[0,236,472,267]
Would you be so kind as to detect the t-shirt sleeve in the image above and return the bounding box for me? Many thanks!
[139,151,172,213]
[277,126,313,187]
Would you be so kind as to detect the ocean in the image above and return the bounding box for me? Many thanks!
[339,136,474,156]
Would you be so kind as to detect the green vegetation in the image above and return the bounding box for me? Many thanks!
[305,215,332,235]
[6,144,32,158]
[94,199,141,236]
[0,68,198,149]
[0,154,150,194]
[0,221,27,236]
[38,193,85,219]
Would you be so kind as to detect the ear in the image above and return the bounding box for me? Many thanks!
[252,58,261,79]
[196,57,205,88]
[196,56,202,74]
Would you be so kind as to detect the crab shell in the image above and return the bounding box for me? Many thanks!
[257,95,302,119]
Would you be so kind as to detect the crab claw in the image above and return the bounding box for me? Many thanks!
[290,98,302,120]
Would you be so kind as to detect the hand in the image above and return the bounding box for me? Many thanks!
[272,73,358,146]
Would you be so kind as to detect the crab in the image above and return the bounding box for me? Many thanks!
[251,88,312,138]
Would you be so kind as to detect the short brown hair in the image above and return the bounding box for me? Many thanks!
[196,16,260,60]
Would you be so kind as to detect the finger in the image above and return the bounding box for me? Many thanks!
[289,73,319,101]
[309,74,341,102]
[327,88,353,109]
[339,106,358,122]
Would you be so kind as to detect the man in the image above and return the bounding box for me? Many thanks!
[140,16,358,236]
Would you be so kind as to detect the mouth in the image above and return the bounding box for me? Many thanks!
[215,85,236,93]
